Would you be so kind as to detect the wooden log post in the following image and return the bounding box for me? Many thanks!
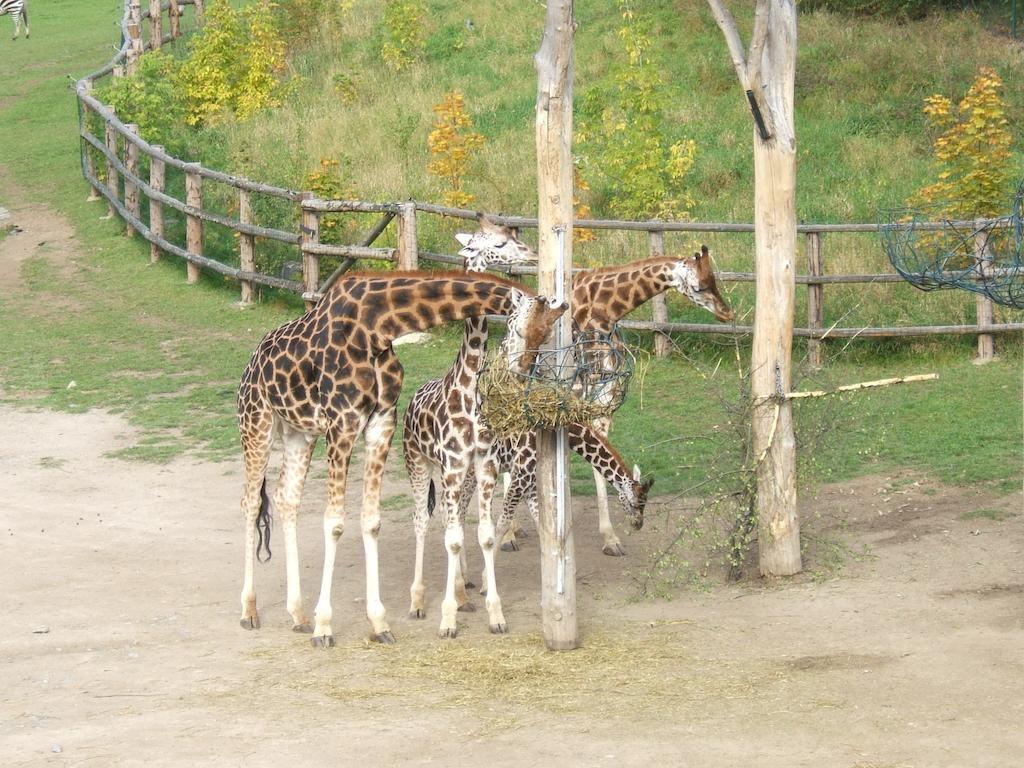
[185,164,203,284]
[127,0,143,76]
[300,195,320,310]
[194,0,205,20]
[649,230,670,358]
[974,227,996,363]
[149,146,166,263]
[239,188,256,304]
[397,201,419,270]
[104,106,119,219]
[805,231,824,369]
[169,0,181,39]
[534,0,578,651]
[81,81,103,203]
[149,0,163,50]
[124,124,141,237]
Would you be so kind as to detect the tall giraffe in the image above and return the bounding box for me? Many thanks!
[236,270,564,646]
[568,247,734,555]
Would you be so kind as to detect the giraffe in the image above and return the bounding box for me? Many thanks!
[236,269,564,646]
[404,289,566,637]
[567,246,734,556]
[403,217,652,635]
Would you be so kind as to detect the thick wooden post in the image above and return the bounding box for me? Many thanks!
[127,1,143,76]
[649,230,670,358]
[104,106,119,219]
[975,228,996,363]
[239,188,256,304]
[194,0,205,20]
[300,195,320,310]
[149,146,165,263]
[169,0,181,38]
[397,202,419,270]
[185,164,203,284]
[124,124,140,237]
[805,231,824,369]
[534,0,578,651]
[149,0,163,50]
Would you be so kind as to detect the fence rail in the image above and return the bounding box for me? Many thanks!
[76,0,1023,364]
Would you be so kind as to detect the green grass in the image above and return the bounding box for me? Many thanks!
[0,0,1020,500]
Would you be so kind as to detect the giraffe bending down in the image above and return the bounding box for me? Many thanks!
[237,270,563,646]
[500,246,735,555]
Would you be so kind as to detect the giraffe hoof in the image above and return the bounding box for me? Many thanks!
[489,622,508,634]
[457,602,476,613]
[239,616,260,630]
[409,608,426,620]
[292,623,313,634]
[372,630,396,645]
[438,626,458,639]
[463,580,477,590]
[500,540,521,553]
[602,542,627,557]
[310,635,335,648]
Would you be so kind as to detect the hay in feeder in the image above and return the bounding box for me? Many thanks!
[477,333,633,435]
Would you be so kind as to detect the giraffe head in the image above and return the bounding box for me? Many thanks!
[455,215,538,273]
[618,464,654,530]
[500,290,568,373]
[667,245,734,323]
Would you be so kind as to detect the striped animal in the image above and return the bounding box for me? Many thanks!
[1,0,29,39]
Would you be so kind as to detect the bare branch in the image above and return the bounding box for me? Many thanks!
[705,0,748,89]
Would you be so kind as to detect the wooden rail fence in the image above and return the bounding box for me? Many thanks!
[76,0,1023,365]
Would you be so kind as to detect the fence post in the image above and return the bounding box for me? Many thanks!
[397,201,418,270]
[81,81,103,203]
[194,0,205,20]
[124,124,140,237]
[239,188,256,304]
[149,145,165,263]
[806,231,824,369]
[974,228,995,363]
[185,164,203,284]
[104,106,119,219]
[648,230,670,358]
[169,0,181,38]
[149,0,163,50]
[300,195,320,310]
[127,0,143,76]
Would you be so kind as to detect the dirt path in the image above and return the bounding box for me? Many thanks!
[1,186,1023,768]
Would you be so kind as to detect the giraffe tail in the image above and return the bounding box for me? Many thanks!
[255,479,273,562]
[427,479,436,517]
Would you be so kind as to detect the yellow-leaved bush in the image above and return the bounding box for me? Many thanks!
[427,90,484,209]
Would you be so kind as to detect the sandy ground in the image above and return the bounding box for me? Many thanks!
[2,193,1023,768]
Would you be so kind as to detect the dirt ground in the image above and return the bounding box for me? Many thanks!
[2,196,1023,768]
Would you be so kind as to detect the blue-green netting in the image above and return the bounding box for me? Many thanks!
[880,184,1024,309]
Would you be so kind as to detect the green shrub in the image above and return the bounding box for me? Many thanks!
[380,0,426,71]
[98,52,185,152]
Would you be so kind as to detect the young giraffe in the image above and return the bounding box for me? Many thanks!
[405,289,566,637]
[237,270,564,646]
[403,219,653,632]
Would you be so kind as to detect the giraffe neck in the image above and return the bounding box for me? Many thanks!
[572,258,676,331]
[327,272,522,351]
[567,424,633,495]
[446,317,490,385]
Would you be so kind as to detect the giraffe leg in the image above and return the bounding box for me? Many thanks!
[456,469,476,591]
[499,461,531,553]
[590,417,625,556]
[474,449,507,634]
[311,423,358,648]
[438,473,469,638]
[360,408,397,643]
[407,459,431,620]
[239,412,273,631]
[275,424,318,632]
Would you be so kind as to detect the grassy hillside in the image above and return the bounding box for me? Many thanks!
[0,0,1020,508]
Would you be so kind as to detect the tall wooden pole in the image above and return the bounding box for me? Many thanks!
[534,0,578,651]
[708,0,801,576]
